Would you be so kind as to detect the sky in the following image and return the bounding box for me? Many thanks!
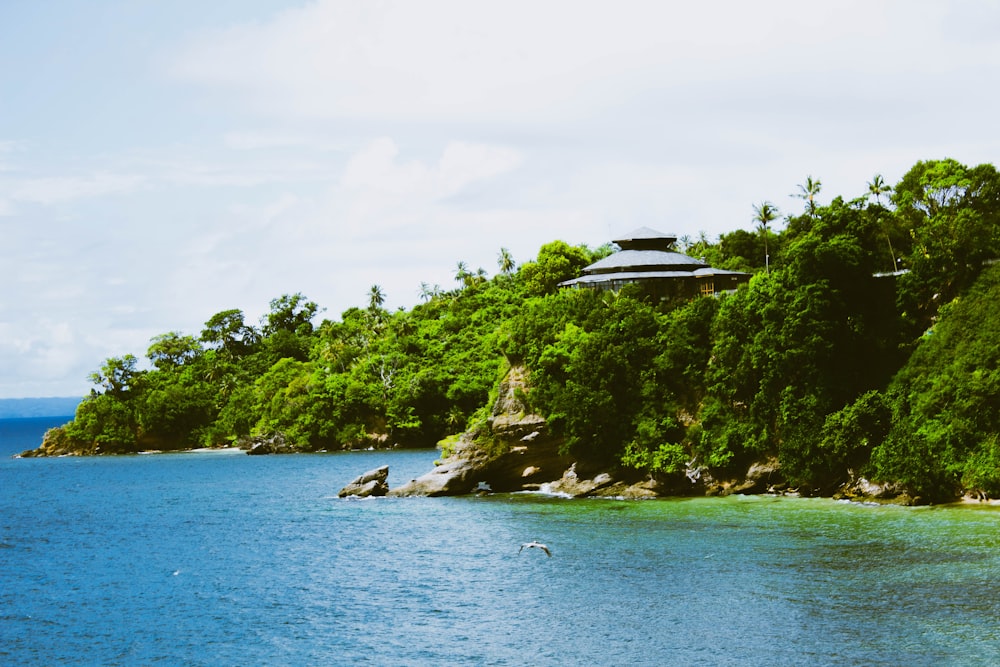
[2,0,999,399]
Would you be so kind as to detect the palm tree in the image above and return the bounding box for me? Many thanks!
[794,175,822,216]
[867,173,891,206]
[368,284,386,312]
[867,174,898,272]
[455,261,471,287]
[497,247,515,275]
[753,201,779,274]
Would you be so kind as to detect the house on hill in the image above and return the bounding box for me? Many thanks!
[559,226,751,299]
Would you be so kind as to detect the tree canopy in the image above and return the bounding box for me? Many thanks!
[45,159,1000,502]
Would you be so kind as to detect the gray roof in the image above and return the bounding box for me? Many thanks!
[584,249,707,274]
[559,227,746,287]
[615,227,678,248]
[560,267,748,287]
[559,225,750,289]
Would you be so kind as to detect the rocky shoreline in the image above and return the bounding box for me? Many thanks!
[334,366,927,505]
[17,367,970,507]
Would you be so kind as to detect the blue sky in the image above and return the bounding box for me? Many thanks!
[2,0,999,398]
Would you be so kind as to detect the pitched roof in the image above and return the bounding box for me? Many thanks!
[584,249,707,274]
[614,227,678,249]
[558,226,750,289]
[615,227,677,243]
[561,267,746,287]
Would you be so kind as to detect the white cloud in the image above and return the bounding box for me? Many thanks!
[4,0,1000,399]
[0,319,89,397]
[166,0,999,125]
[341,137,520,198]
[0,140,19,173]
[223,130,318,151]
[9,171,144,206]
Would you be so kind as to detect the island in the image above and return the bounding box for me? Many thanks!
[22,159,1000,505]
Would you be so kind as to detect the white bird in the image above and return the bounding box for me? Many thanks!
[519,541,551,557]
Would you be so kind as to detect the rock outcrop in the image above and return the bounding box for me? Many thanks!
[19,425,95,457]
[391,365,762,499]
[390,366,571,497]
[240,433,296,455]
[834,473,919,504]
[338,465,390,497]
[388,366,670,498]
[386,365,925,502]
[702,458,787,496]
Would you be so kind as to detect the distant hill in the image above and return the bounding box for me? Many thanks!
[0,397,81,419]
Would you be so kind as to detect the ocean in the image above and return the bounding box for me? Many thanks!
[2,417,999,666]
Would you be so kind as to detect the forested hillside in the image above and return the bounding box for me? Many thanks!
[33,159,1000,501]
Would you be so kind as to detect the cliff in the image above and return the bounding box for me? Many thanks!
[387,365,925,503]
[390,366,665,498]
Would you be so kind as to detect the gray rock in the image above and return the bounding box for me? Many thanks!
[836,475,906,501]
[388,459,479,497]
[241,432,294,455]
[727,458,784,494]
[246,442,272,455]
[590,478,662,499]
[545,464,617,497]
[339,465,390,497]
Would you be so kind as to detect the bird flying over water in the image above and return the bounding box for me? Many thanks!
[519,541,551,556]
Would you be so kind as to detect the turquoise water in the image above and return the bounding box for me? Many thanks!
[2,418,1000,665]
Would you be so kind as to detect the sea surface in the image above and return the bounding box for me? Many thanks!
[2,417,1000,666]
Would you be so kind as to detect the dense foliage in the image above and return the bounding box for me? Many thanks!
[48,160,1000,501]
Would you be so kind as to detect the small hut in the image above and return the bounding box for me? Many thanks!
[559,226,750,299]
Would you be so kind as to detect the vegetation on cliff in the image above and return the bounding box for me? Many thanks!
[34,159,1000,501]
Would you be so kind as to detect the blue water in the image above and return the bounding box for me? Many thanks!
[2,418,1000,666]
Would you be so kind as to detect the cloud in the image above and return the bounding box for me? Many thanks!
[341,137,520,198]
[166,0,996,126]
[7,171,144,206]
[223,131,318,151]
[0,140,19,173]
[0,319,90,398]
[165,1,799,120]
[5,0,1000,400]
[145,136,587,323]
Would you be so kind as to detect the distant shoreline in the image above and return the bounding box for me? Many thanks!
[0,397,81,420]
[0,414,74,419]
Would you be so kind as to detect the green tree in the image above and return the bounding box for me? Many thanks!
[892,160,1000,335]
[200,309,258,360]
[368,284,386,314]
[518,240,591,296]
[88,354,141,400]
[262,293,319,337]
[258,293,320,364]
[867,173,899,272]
[867,173,891,206]
[870,264,1000,500]
[752,201,780,274]
[717,229,765,272]
[147,332,203,371]
[66,393,138,452]
[794,175,822,216]
[455,261,471,287]
[140,373,216,447]
[498,247,515,275]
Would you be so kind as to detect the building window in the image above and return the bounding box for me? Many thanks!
[700,280,715,296]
